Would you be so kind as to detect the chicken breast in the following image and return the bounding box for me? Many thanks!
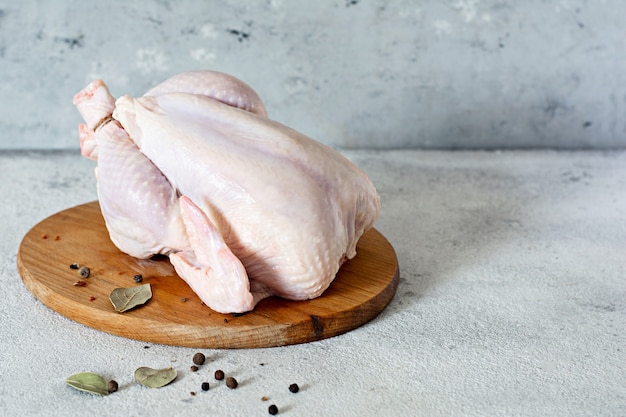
[73,71,379,313]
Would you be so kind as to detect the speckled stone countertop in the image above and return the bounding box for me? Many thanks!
[1,149,625,417]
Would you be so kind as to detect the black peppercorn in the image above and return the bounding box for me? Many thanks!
[268,404,278,415]
[133,274,143,283]
[289,383,299,393]
[107,380,118,393]
[79,266,90,278]
[192,352,205,365]
[214,370,225,380]
[190,365,199,372]
[225,377,238,389]
[201,382,210,391]
[69,263,79,270]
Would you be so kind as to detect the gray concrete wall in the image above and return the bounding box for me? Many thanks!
[1,0,625,150]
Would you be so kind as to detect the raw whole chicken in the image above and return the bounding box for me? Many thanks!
[73,71,380,313]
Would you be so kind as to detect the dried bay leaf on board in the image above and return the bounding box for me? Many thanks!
[66,372,109,396]
[134,366,177,388]
[109,283,152,312]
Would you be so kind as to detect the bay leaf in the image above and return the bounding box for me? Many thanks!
[109,283,152,312]
[66,372,109,396]
[134,366,177,388]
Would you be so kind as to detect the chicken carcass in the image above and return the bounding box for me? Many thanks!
[73,71,380,313]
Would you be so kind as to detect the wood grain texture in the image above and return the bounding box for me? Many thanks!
[17,201,399,348]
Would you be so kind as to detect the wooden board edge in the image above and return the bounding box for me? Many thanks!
[16,203,401,349]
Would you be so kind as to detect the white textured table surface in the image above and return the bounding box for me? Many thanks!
[1,150,625,417]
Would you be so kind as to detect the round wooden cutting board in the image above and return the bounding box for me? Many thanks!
[17,201,399,348]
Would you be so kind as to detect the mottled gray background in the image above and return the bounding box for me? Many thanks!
[1,0,625,150]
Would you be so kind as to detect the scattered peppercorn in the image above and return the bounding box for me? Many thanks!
[190,391,196,396]
[201,382,210,391]
[133,274,143,283]
[41,234,48,239]
[289,383,299,393]
[73,280,87,287]
[69,263,79,270]
[268,404,279,415]
[223,318,228,323]
[79,266,90,278]
[107,380,118,393]
[214,370,225,380]
[192,352,205,365]
[89,296,96,301]
[54,235,60,241]
[190,365,199,372]
[225,377,238,389]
